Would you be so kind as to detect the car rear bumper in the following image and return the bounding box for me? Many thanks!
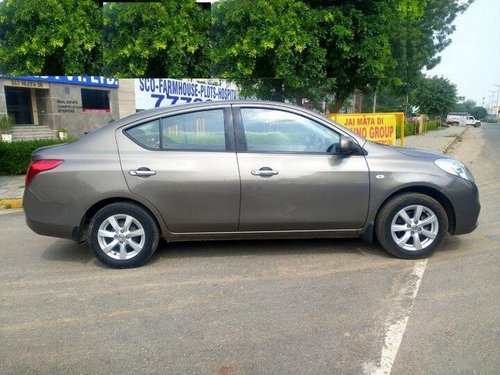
[23,188,83,240]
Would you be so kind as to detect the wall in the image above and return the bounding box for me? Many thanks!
[46,83,120,137]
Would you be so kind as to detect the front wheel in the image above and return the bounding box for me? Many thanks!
[88,202,160,268]
[375,193,448,259]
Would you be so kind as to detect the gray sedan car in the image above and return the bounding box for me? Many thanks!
[24,101,480,268]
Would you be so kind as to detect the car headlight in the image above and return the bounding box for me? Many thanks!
[434,158,475,182]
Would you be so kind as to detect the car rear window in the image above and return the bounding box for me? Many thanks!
[161,109,226,151]
[126,110,227,151]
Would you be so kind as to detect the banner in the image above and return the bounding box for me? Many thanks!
[330,113,404,146]
[135,78,238,110]
[0,75,119,88]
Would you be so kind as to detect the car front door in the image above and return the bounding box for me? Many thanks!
[234,106,370,231]
[116,107,240,233]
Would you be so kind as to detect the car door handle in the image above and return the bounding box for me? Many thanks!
[251,167,279,177]
[129,168,156,177]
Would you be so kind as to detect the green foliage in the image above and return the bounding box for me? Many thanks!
[0,139,71,175]
[0,0,102,75]
[212,0,327,103]
[453,99,476,113]
[103,0,211,77]
[0,115,12,132]
[469,106,488,120]
[413,76,457,116]
[212,0,393,110]
[396,123,415,139]
[383,0,473,95]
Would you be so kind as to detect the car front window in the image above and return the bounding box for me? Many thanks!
[240,108,339,153]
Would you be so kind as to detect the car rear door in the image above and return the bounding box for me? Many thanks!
[234,105,370,231]
[115,106,240,233]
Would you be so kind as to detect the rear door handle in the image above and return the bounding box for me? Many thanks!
[251,167,279,177]
[129,167,156,177]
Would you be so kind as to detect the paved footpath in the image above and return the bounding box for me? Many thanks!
[0,126,467,205]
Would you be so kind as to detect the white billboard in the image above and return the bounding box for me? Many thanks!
[134,78,238,110]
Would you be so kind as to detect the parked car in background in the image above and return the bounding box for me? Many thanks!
[23,101,480,268]
[446,112,481,127]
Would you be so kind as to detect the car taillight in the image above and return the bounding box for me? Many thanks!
[25,159,64,188]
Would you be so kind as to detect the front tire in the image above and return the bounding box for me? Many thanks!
[88,202,160,268]
[375,193,448,259]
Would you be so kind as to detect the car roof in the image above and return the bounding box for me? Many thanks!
[88,100,365,144]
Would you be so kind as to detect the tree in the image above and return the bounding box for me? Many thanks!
[382,0,474,99]
[212,0,327,102]
[413,76,457,116]
[103,0,211,77]
[212,0,395,111]
[0,0,102,75]
[470,106,488,120]
[453,99,476,113]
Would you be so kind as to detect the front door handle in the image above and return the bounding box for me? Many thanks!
[129,167,156,177]
[251,167,279,177]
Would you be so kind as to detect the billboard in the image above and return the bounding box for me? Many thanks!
[330,113,405,146]
[135,78,238,110]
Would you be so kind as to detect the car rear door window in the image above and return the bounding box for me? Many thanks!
[240,108,339,153]
[161,110,226,151]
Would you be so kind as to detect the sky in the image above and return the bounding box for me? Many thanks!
[428,0,500,110]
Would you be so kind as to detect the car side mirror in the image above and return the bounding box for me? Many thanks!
[339,135,357,155]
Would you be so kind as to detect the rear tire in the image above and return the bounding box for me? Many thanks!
[88,202,160,268]
[375,193,448,259]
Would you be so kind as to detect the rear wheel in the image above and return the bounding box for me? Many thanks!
[375,193,448,259]
[88,202,160,268]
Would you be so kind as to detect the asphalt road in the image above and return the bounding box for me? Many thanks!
[1,125,499,374]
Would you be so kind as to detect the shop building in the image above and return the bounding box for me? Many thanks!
[0,76,120,138]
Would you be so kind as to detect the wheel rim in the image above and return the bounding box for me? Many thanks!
[97,214,146,260]
[390,204,439,251]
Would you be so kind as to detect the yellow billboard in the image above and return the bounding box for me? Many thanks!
[329,112,405,146]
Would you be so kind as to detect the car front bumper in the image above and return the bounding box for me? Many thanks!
[448,179,480,235]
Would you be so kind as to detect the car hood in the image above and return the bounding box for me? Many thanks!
[394,147,444,161]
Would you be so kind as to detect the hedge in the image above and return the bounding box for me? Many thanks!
[0,139,73,175]
[396,120,441,139]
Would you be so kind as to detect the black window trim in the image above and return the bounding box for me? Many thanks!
[123,107,235,153]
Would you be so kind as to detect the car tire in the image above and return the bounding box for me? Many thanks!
[88,202,160,268]
[375,193,448,259]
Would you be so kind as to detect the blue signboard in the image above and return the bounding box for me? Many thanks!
[0,76,119,88]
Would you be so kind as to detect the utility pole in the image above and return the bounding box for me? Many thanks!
[489,91,496,114]
[495,85,500,116]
